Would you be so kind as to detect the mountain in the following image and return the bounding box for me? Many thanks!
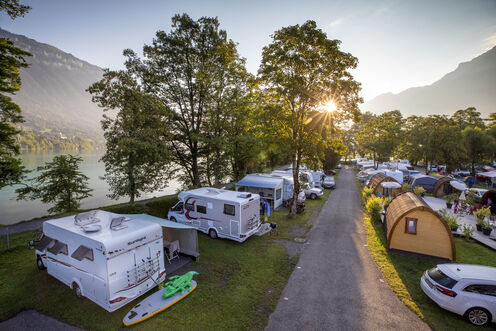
[362,46,496,117]
[0,28,104,141]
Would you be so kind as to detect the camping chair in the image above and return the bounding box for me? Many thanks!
[166,240,180,263]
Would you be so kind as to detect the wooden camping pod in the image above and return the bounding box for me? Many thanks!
[480,190,496,214]
[384,192,456,260]
[433,176,453,197]
[368,173,402,197]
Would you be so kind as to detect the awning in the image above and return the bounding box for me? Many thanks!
[450,181,467,191]
[381,182,401,189]
[236,175,283,189]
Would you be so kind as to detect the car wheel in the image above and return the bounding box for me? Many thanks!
[170,216,176,222]
[310,193,317,200]
[72,282,83,299]
[36,255,46,270]
[209,229,218,239]
[466,307,491,326]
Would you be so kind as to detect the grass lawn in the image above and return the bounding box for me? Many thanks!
[356,172,496,330]
[0,189,330,330]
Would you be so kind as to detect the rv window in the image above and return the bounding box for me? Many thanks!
[35,235,54,251]
[276,189,282,200]
[71,245,94,262]
[48,240,68,255]
[196,205,207,214]
[185,203,194,211]
[224,204,235,216]
[405,218,417,234]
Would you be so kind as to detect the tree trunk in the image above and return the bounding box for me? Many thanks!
[290,150,301,218]
[128,152,135,205]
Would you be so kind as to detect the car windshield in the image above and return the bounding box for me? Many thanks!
[428,267,458,289]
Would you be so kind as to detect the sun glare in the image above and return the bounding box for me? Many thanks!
[323,100,337,112]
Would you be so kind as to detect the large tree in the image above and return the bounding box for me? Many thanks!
[16,154,92,214]
[452,107,485,130]
[0,0,31,188]
[259,20,361,216]
[462,127,494,175]
[135,14,251,187]
[88,68,172,204]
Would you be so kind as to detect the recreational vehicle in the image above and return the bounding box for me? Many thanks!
[168,188,261,242]
[35,210,165,312]
[271,170,323,199]
[269,173,306,204]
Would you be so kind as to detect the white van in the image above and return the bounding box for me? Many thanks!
[35,210,165,312]
[168,188,261,242]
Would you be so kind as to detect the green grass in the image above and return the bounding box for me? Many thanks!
[356,170,496,330]
[0,189,331,330]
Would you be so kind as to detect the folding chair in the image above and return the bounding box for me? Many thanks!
[167,240,180,263]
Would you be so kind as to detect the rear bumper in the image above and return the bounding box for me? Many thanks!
[420,275,462,316]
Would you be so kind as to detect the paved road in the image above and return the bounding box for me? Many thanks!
[266,167,430,331]
[0,310,83,331]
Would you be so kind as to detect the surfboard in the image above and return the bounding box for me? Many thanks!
[123,280,197,326]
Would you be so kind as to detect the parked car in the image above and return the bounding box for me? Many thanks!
[322,176,335,189]
[326,169,336,175]
[336,164,342,169]
[302,183,324,199]
[420,264,496,326]
[453,169,471,177]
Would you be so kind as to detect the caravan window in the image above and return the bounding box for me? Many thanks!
[185,202,195,211]
[224,204,235,216]
[71,245,94,262]
[196,205,207,214]
[276,189,282,200]
[48,240,68,255]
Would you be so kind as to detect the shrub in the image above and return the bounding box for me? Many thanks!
[402,183,412,192]
[361,186,373,206]
[413,186,425,196]
[438,210,460,229]
[146,196,179,218]
[443,193,458,203]
[366,196,383,222]
[465,190,477,206]
[461,224,474,241]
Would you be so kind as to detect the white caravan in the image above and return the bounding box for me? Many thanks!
[271,170,323,199]
[168,188,261,242]
[35,210,165,312]
[269,173,306,204]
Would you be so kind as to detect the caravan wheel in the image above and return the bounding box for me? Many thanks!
[72,283,83,298]
[209,229,218,239]
[36,256,46,270]
[170,216,177,222]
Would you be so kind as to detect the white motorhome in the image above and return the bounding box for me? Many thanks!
[35,210,165,312]
[269,173,306,204]
[168,188,261,242]
[271,170,323,199]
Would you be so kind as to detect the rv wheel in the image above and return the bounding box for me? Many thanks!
[209,229,218,239]
[72,283,83,298]
[170,216,177,222]
[36,256,46,270]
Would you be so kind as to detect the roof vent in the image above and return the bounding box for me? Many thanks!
[238,193,252,199]
[110,216,128,231]
[82,224,102,233]
[75,211,100,226]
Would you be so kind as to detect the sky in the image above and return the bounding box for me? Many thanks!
[1,0,495,102]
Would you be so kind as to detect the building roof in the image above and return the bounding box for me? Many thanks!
[236,174,283,189]
[433,176,452,193]
[368,172,399,191]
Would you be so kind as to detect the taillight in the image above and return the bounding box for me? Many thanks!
[109,296,127,304]
[435,285,457,297]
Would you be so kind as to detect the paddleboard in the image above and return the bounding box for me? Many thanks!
[123,280,197,326]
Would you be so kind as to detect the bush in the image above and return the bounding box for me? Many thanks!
[443,193,458,203]
[104,204,148,214]
[366,196,383,222]
[361,186,373,206]
[437,210,460,229]
[402,183,412,192]
[461,224,474,241]
[146,196,179,218]
[413,186,425,196]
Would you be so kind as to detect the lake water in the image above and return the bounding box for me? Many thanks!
[0,152,180,225]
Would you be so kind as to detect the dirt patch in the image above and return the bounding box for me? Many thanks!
[289,226,307,238]
[274,239,303,259]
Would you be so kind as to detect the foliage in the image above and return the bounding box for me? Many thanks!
[0,1,31,188]
[462,126,494,175]
[258,20,361,216]
[401,183,412,192]
[482,217,493,230]
[473,206,491,222]
[465,190,477,206]
[443,193,458,203]
[413,186,425,196]
[361,185,373,205]
[461,224,474,241]
[88,67,172,204]
[15,154,92,214]
[437,210,460,229]
[15,129,103,152]
[452,107,486,130]
[365,195,383,222]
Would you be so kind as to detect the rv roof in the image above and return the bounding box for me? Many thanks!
[179,187,260,203]
[236,174,283,189]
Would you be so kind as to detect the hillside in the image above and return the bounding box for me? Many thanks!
[0,28,104,142]
[363,46,496,117]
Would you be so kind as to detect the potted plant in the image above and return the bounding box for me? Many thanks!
[473,207,491,231]
[444,193,457,209]
[482,218,493,236]
[438,210,460,232]
[414,186,425,197]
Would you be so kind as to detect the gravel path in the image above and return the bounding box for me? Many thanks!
[265,166,430,331]
[0,310,83,331]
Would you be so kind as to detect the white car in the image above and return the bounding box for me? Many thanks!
[421,264,496,326]
[302,183,323,200]
[322,176,335,189]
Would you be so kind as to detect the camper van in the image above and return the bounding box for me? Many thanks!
[35,210,165,312]
[168,188,261,242]
[271,170,323,199]
[269,173,306,204]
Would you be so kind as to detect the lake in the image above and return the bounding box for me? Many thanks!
[0,152,180,225]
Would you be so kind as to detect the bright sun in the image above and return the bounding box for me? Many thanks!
[323,100,337,112]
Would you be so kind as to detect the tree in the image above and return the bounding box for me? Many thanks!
[88,68,172,204]
[452,107,485,130]
[134,14,251,187]
[259,20,361,216]
[462,127,493,175]
[16,155,92,214]
[0,0,31,188]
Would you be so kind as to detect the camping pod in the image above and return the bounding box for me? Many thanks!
[411,175,438,193]
[384,192,456,260]
[480,190,496,214]
[433,177,452,197]
[368,173,402,197]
